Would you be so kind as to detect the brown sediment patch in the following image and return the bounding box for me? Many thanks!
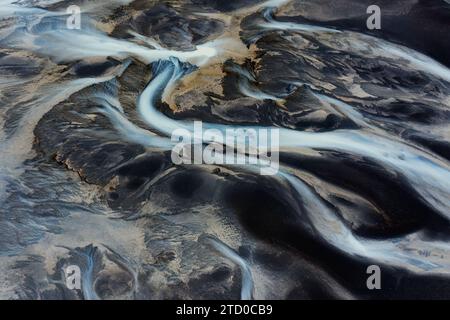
[161,9,265,111]
[166,63,225,110]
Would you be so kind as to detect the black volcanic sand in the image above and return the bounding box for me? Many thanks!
[0,0,450,300]
[283,0,450,68]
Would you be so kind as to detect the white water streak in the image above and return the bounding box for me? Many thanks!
[204,236,253,300]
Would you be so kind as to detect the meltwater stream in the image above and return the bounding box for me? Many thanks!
[0,0,450,299]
